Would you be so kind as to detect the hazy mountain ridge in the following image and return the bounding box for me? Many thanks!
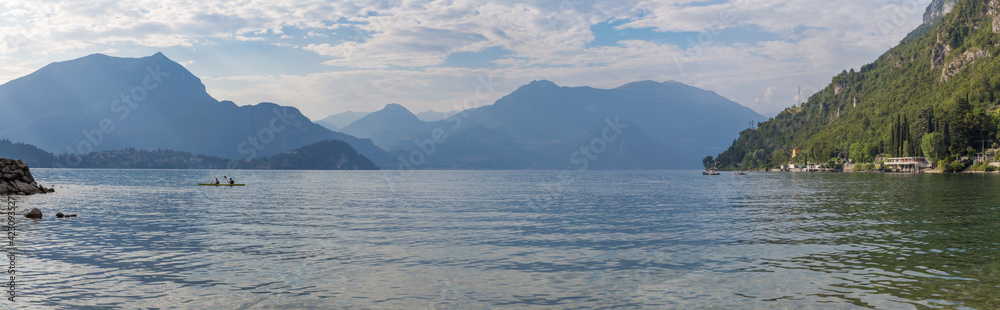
[341,104,428,139]
[25,140,378,170]
[0,53,393,168]
[415,110,456,122]
[0,53,765,170]
[339,103,431,151]
[316,111,371,131]
[374,79,765,170]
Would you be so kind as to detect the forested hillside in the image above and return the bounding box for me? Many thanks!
[714,0,1000,169]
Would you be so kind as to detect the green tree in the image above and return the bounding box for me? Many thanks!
[849,143,865,163]
[771,149,790,166]
[949,97,974,154]
[703,156,715,169]
[921,132,946,164]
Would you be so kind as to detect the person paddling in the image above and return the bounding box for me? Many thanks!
[213,178,220,185]
[228,177,235,185]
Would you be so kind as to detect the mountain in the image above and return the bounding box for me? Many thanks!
[0,139,57,168]
[377,80,764,170]
[714,0,1000,169]
[415,110,456,122]
[0,53,393,168]
[340,103,430,150]
[315,111,370,131]
[49,140,377,170]
[250,140,378,170]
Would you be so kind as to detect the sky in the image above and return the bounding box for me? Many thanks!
[0,0,932,120]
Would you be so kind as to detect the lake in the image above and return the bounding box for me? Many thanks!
[3,169,999,309]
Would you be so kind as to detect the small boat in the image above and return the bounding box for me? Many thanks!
[702,170,720,175]
[197,183,245,186]
[733,172,747,175]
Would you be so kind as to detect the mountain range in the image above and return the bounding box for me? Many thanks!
[315,109,456,133]
[0,52,394,168]
[0,52,767,170]
[334,80,765,170]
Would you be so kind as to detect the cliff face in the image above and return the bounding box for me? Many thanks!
[0,158,53,195]
[924,0,958,25]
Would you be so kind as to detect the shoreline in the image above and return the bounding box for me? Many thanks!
[719,169,997,174]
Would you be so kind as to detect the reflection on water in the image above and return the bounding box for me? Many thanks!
[2,169,999,308]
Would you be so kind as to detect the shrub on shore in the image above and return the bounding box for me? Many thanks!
[969,162,997,172]
[854,163,876,171]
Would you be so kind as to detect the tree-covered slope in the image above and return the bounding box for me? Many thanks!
[0,139,57,168]
[715,0,1000,169]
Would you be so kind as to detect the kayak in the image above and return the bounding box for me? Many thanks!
[197,183,245,186]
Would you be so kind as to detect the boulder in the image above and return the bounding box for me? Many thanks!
[25,208,42,219]
[56,212,64,218]
[0,183,13,194]
[0,158,52,195]
[14,181,41,194]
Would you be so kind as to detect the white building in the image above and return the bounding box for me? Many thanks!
[885,157,931,172]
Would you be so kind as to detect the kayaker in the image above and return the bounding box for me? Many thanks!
[228,177,235,185]
[213,178,220,185]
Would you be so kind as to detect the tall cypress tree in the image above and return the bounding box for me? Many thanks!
[927,108,935,133]
[904,115,911,156]
[895,114,902,156]
[889,115,899,157]
[944,122,951,150]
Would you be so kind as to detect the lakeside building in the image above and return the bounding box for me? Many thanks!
[885,157,932,172]
[780,163,841,172]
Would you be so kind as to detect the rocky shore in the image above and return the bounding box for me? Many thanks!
[0,158,54,195]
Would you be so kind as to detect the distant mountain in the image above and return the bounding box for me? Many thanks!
[377,80,765,170]
[0,139,57,168]
[58,148,231,169]
[0,53,393,168]
[315,111,370,131]
[47,140,377,170]
[340,103,430,150]
[415,110,456,122]
[251,140,378,170]
[314,121,340,132]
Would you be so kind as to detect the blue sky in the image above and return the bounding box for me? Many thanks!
[0,0,931,119]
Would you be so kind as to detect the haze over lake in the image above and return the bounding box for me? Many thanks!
[7,169,997,309]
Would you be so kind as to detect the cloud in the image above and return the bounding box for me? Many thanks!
[0,0,931,118]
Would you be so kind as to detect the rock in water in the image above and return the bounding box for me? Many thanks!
[0,158,54,195]
[25,208,42,219]
[56,212,65,218]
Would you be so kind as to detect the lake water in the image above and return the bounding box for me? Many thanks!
[2,169,999,309]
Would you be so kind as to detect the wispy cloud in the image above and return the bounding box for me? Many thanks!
[0,0,930,118]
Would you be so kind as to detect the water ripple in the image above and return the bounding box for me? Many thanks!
[0,170,997,308]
